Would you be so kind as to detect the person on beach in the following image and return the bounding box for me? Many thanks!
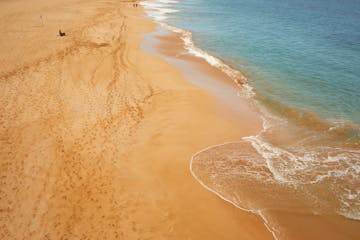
[39,15,43,26]
[59,29,66,37]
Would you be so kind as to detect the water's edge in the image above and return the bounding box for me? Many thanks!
[140,1,360,239]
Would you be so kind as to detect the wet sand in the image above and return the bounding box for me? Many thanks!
[151,24,360,240]
[0,0,273,239]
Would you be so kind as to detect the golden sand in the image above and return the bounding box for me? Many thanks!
[0,1,273,239]
[154,28,360,240]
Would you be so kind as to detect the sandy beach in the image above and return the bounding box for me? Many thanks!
[150,25,360,240]
[3,1,359,239]
[0,1,273,239]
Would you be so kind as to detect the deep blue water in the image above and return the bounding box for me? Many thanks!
[167,0,360,125]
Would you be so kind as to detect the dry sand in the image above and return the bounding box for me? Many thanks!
[0,1,273,239]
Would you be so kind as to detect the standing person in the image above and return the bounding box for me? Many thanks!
[39,15,44,26]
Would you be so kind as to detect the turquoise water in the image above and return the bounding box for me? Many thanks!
[142,0,360,231]
[165,0,360,125]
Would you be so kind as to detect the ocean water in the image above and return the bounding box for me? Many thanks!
[141,0,360,236]
[151,0,360,126]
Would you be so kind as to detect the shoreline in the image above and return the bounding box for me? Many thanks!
[1,0,358,239]
[0,1,273,239]
[142,2,360,240]
[143,23,281,239]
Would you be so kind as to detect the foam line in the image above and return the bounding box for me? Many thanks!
[189,141,280,240]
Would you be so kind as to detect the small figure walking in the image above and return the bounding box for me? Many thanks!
[39,15,44,26]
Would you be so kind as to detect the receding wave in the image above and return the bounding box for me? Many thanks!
[141,0,255,98]
[161,23,255,98]
[189,105,360,223]
[256,94,360,146]
[142,0,360,232]
[190,139,360,219]
[141,0,179,21]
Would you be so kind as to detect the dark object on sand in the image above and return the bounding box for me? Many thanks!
[59,30,66,37]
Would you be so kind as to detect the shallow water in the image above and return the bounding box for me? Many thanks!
[166,0,360,125]
[141,0,360,237]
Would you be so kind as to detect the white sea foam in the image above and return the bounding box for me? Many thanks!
[141,0,255,99]
[191,137,360,223]
[141,0,179,21]
[142,0,360,230]
[339,188,360,220]
[189,141,280,240]
[162,23,255,98]
[244,135,360,182]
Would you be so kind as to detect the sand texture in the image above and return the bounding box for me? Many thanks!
[0,1,272,239]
